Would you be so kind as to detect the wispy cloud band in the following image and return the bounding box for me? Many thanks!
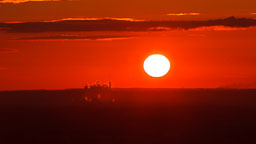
[0,48,19,53]
[167,13,200,16]
[16,35,133,41]
[0,16,255,33]
[0,0,61,4]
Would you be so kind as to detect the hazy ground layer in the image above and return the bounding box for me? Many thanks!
[0,89,256,144]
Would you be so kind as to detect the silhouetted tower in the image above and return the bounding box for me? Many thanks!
[109,81,111,89]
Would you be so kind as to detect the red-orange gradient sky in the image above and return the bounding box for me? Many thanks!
[0,0,256,90]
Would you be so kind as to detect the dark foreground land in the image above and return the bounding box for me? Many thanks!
[1,88,256,144]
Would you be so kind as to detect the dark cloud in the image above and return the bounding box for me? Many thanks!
[0,16,256,33]
[0,48,19,53]
[16,35,133,40]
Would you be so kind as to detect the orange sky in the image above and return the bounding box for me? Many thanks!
[0,0,256,22]
[0,0,256,90]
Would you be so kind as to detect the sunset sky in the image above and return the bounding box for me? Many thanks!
[1,0,256,90]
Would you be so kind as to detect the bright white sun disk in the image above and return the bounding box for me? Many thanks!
[143,54,170,77]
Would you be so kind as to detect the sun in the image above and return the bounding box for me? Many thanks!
[143,54,170,77]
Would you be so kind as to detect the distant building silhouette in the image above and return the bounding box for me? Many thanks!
[109,81,111,89]
[83,81,113,103]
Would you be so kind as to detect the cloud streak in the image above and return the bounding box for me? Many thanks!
[0,16,255,33]
[0,48,19,53]
[167,13,200,16]
[16,35,133,41]
[189,25,250,31]
[45,17,142,22]
[0,0,62,4]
